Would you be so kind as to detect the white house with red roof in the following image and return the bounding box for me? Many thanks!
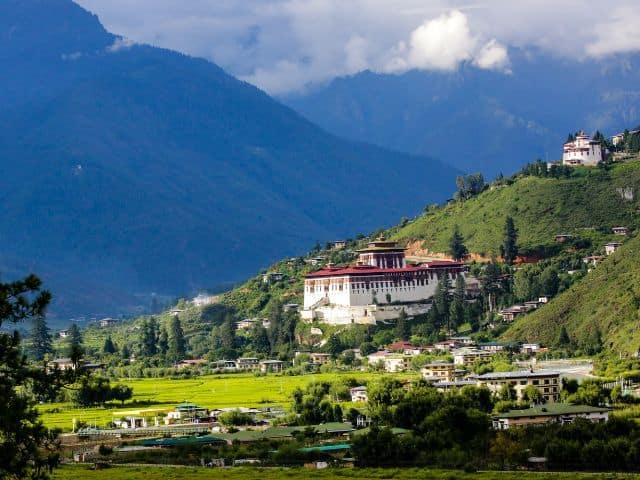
[301,237,465,325]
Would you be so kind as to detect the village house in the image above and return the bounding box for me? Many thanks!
[310,353,332,365]
[262,272,284,284]
[58,329,70,338]
[433,339,462,351]
[498,305,530,322]
[612,226,628,236]
[236,357,260,370]
[477,370,561,403]
[583,255,605,267]
[449,336,474,346]
[478,341,520,353]
[176,358,208,369]
[605,242,622,255]
[301,237,465,325]
[331,240,347,250]
[421,361,457,382]
[521,343,543,355]
[453,348,494,367]
[99,317,118,328]
[382,355,410,373]
[366,350,389,366]
[165,403,209,424]
[387,341,426,356]
[612,129,640,146]
[562,131,605,166]
[492,404,610,430]
[259,359,284,373]
[47,358,76,371]
[350,386,368,402]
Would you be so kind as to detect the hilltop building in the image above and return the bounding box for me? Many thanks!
[562,131,605,166]
[301,237,465,325]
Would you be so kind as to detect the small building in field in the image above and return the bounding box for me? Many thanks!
[310,353,332,365]
[492,404,610,430]
[612,226,628,236]
[259,359,284,373]
[331,240,347,250]
[605,242,622,255]
[47,358,76,371]
[350,386,368,402]
[498,305,529,322]
[421,361,456,382]
[583,255,605,267]
[176,358,208,369]
[383,355,410,372]
[166,403,209,423]
[562,131,605,166]
[477,370,561,403]
[58,329,70,338]
[236,357,260,370]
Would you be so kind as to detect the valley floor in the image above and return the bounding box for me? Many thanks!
[53,465,640,480]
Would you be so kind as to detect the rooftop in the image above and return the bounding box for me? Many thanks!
[494,404,609,419]
[477,370,560,380]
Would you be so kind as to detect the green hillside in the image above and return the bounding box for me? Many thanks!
[503,233,640,354]
[391,161,640,258]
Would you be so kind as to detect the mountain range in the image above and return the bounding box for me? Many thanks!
[284,50,640,175]
[0,0,459,320]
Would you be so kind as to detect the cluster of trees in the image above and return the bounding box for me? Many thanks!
[134,316,187,364]
[454,173,486,201]
[519,159,573,179]
[73,376,133,407]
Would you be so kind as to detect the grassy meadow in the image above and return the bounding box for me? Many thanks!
[52,465,640,480]
[41,371,415,431]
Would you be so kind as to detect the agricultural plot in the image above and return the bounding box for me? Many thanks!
[40,372,414,431]
[53,465,640,480]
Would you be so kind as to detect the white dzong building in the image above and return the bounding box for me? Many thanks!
[301,237,465,325]
[562,131,604,166]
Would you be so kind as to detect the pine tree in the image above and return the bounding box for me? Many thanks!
[501,216,518,265]
[395,308,410,341]
[67,323,84,367]
[140,318,158,356]
[30,315,52,361]
[325,335,342,358]
[449,275,466,332]
[220,318,236,351]
[102,336,116,354]
[121,344,131,360]
[448,225,468,261]
[168,316,186,362]
[557,326,571,347]
[250,324,270,355]
[0,274,59,479]
[158,326,169,355]
[434,274,451,331]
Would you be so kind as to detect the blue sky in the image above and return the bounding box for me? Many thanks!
[76,0,640,94]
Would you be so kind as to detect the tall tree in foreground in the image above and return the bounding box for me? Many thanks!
[168,316,187,362]
[66,323,84,368]
[0,275,59,479]
[30,315,53,361]
[501,216,518,265]
[395,308,410,341]
[449,225,468,261]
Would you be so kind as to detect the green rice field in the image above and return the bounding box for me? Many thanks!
[52,465,640,480]
[41,372,414,432]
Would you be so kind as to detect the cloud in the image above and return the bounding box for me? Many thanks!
[383,10,508,74]
[106,37,136,53]
[75,0,640,94]
[586,5,640,57]
[474,39,510,71]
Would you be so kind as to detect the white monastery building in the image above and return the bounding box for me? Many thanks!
[562,131,605,166]
[301,237,465,325]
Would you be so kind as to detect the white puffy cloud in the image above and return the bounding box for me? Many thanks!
[586,5,640,57]
[74,0,640,94]
[473,39,510,71]
[383,10,508,74]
